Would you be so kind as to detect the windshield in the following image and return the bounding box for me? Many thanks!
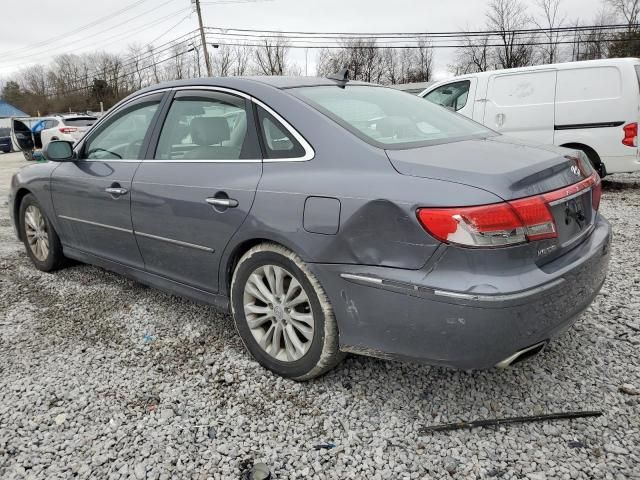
[293,85,495,148]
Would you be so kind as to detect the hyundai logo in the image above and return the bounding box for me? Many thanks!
[570,165,581,176]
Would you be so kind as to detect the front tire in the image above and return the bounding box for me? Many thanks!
[231,243,343,381]
[19,194,66,272]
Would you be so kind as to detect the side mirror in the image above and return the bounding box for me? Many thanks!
[44,140,74,162]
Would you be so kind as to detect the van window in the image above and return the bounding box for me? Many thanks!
[424,81,471,111]
[556,67,622,102]
[490,71,556,107]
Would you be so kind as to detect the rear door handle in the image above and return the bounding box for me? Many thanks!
[206,197,239,208]
[105,187,128,196]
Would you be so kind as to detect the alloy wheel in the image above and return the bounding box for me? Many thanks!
[243,264,315,362]
[24,205,49,261]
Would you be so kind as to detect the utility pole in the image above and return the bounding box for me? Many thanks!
[194,0,212,77]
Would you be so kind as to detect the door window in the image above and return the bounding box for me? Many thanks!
[256,105,305,159]
[424,81,471,111]
[155,91,258,160]
[83,100,160,160]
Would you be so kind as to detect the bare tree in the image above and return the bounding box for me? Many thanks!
[451,34,491,74]
[575,6,613,59]
[212,45,232,76]
[535,0,567,63]
[486,0,535,69]
[607,0,640,30]
[254,37,289,75]
[231,45,250,76]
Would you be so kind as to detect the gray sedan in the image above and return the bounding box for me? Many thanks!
[9,75,611,380]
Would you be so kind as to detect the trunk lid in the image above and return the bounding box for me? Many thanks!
[386,136,588,201]
[388,136,599,254]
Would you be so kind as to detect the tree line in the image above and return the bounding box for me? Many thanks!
[452,0,640,74]
[1,0,639,116]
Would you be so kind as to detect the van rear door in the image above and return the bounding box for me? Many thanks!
[483,69,557,145]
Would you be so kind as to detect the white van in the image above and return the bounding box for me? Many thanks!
[421,58,640,176]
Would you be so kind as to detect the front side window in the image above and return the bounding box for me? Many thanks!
[256,105,305,159]
[155,91,256,160]
[424,81,471,111]
[84,100,160,160]
[294,85,492,149]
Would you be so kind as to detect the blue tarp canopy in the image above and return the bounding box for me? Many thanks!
[0,99,28,118]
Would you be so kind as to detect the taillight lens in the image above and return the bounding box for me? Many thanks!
[591,177,602,211]
[417,173,600,248]
[59,127,78,134]
[622,122,637,147]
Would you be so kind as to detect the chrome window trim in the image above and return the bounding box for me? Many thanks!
[135,231,214,252]
[58,215,132,234]
[142,159,261,163]
[251,97,315,162]
[76,85,315,164]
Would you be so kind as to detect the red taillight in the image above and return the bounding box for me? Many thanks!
[592,177,602,211]
[59,127,78,134]
[622,122,637,147]
[417,173,600,248]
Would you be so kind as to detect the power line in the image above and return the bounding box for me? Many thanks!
[205,22,640,37]
[1,0,150,58]
[0,0,183,67]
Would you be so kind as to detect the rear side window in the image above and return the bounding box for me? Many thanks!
[424,81,471,111]
[154,91,259,160]
[64,117,97,127]
[293,85,492,148]
[256,105,306,159]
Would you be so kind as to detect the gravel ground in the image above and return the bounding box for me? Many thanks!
[0,151,639,479]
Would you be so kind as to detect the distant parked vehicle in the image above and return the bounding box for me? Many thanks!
[421,58,640,177]
[37,115,98,148]
[0,127,12,153]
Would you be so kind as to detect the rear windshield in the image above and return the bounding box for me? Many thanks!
[292,85,495,148]
[63,117,97,127]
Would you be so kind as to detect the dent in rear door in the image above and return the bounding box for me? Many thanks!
[483,70,557,145]
[131,89,262,293]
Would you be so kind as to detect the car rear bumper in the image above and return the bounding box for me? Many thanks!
[311,216,611,369]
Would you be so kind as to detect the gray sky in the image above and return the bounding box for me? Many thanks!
[0,0,605,80]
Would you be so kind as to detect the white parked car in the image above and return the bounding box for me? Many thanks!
[421,58,640,177]
[38,115,98,148]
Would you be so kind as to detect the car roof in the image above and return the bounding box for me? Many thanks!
[133,75,373,95]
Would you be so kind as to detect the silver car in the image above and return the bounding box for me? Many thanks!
[9,75,611,380]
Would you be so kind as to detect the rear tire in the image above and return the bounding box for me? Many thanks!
[19,194,66,272]
[231,243,344,381]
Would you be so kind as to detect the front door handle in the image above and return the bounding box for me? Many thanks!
[105,186,128,197]
[206,197,239,208]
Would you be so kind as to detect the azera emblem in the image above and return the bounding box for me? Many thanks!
[570,165,581,176]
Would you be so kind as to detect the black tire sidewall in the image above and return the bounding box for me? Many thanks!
[232,250,327,379]
[19,194,62,271]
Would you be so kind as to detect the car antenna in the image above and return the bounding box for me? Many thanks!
[327,68,349,87]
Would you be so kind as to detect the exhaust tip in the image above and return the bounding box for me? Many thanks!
[495,341,547,369]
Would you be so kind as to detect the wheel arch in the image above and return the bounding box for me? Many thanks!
[12,187,33,241]
[559,142,604,172]
[222,237,300,297]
